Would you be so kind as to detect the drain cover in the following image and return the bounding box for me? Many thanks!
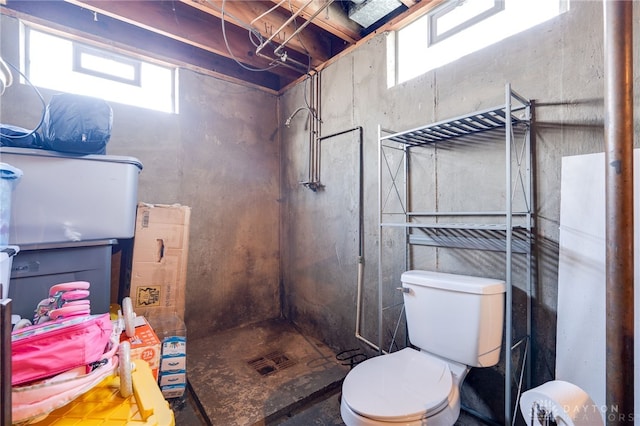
[248,351,297,376]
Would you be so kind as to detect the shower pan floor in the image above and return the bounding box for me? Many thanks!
[185,317,349,425]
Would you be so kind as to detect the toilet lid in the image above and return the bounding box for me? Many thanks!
[342,348,452,422]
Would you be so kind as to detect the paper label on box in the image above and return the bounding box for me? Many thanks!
[160,356,186,372]
[120,316,161,379]
[135,285,162,308]
[161,384,186,399]
[162,337,186,357]
[159,372,186,387]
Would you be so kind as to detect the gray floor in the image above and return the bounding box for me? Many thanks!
[172,318,487,426]
[176,318,349,425]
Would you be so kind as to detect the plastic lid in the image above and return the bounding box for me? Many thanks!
[401,270,506,295]
[0,147,143,171]
[0,246,19,259]
[0,162,23,180]
[341,348,452,422]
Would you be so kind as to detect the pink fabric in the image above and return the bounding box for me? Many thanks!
[11,313,113,386]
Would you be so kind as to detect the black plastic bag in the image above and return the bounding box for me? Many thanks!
[0,124,43,148]
[42,93,113,155]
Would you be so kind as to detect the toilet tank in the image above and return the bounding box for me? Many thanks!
[401,270,506,368]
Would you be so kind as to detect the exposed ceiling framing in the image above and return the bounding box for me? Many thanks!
[1,0,445,93]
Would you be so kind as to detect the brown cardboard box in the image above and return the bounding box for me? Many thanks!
[130,203,191,320]
[119,316,161,379]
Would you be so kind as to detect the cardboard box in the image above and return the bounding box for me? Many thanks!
[119,316,161,379]
[160,384,187,399]
[159,372,186,387]
[130,203,190,320]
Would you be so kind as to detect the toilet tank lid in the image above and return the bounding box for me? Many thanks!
[401,270,506,295]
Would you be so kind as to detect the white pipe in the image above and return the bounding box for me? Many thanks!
[250,0,287,26]
[256,0,316,56]
[354,258,382,352]
[354,257,383,352]
[274,0,336,58]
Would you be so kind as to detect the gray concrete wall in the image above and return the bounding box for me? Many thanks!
[0,14,281,340]
[1,2,637,421]
[280,1,638,422]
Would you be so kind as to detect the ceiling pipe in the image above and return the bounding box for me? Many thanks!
[603,0,634,422]
[255,0,335,71]
[273,0,336,60]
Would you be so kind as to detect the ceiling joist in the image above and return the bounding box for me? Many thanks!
[1,0,444,91]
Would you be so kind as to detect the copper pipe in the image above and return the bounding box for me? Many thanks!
[603,1,634,422]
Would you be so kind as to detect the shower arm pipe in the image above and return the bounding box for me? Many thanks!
[255,0,317,58]
[316,126,376,351]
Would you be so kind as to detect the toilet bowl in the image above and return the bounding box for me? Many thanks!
[340,270,506,426]
[340,348,468,426]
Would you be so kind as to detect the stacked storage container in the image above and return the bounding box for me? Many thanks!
[130,203,191,399]
[1,147,142,320]
[149,314,187,399]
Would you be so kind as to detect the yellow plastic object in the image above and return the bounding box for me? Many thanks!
[110,303,121,321]
[27,360,174,426]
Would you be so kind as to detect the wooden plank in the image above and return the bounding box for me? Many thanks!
[180,0,338,65]
[63,0,300,70]
[65,0,332,68]
[279,0,444,92]
[269,0,362,43]
[398,0,419,8]
[383,0,445,31]
[2,2,291,91]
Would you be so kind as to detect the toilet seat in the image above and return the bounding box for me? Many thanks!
[341,348,453,422]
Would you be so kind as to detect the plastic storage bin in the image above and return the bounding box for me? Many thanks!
[0,162,22,246]
[0,245,19,300]
[8,240,114,320]
[0,147,142,245]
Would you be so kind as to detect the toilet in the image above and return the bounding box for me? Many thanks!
[340,270,506,426]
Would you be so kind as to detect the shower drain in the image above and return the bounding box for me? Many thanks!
[247,351,297,376]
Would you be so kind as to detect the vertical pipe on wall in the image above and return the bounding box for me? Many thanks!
[315,72,322,183]
[603,0,634,422]
[315,127,376,351]
[307,74,314,184]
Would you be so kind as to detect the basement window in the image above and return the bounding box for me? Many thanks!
[73,44,141,86]
[429,0,505,47]
[24,26,177,113]
[392,0,569,85]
